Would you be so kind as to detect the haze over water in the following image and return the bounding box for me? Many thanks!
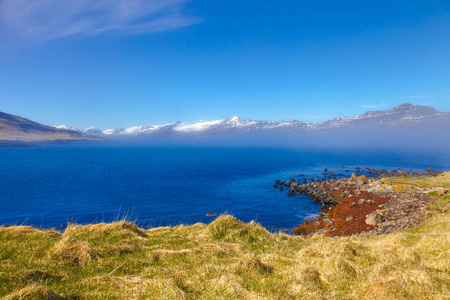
[1,145,449,232]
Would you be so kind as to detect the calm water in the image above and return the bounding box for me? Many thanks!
[0,145,449,232]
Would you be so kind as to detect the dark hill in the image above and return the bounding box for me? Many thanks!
[0,111,98,142]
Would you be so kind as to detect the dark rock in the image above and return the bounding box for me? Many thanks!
[396,170,407,177]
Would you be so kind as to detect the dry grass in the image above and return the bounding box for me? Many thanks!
[1,284,67,300]
[382,171,450,188]
[51,235,98,266]
[1,211,450,299]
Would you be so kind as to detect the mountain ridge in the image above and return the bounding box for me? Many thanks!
[64,103,450,137]
[1,103,449,142]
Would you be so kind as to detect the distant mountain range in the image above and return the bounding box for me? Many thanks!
[1,103,449,143]
[58,103,450,137]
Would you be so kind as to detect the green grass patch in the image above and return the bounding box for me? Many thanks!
[383,172,450,188]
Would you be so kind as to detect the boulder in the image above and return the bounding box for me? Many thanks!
[290,182,299,191]
[346,215,354,222]
[396,170,407,177]
[356,175,367,186]
[365,211,384,226]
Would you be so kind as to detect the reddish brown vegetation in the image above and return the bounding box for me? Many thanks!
[293,184,390,237]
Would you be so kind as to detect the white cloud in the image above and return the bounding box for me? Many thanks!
[0,0,200,41]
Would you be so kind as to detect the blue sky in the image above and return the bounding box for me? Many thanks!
[0,0,449,129]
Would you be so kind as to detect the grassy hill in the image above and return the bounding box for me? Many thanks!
[382,171,450,189]
[1,204,449,299]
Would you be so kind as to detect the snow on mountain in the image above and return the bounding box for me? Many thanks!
[83,127,104,135]
[53,103,450,138]
[173,116,262,132]
[102,129,116,135]
[174,118,230,132]
[53,125,108,135]
[54,125,80,131]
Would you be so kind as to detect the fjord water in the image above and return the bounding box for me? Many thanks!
[1,145,449,232]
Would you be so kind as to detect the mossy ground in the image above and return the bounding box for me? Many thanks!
[1,207,450,299]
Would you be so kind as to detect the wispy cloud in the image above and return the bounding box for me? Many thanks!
[362,102,386,109]
[0,0,200,42]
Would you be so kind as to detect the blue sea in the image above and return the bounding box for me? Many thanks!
[0,145,449,232]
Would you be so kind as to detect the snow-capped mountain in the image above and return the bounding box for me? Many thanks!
[319,103,448,129]
[3,103,447,144]
[54,125,79,131]
[54,125,105,135]
[53,103,450,138]
[96,116,311,137]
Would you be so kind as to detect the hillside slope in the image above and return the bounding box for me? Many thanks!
[1,204,449,299]
[0,111,98,142]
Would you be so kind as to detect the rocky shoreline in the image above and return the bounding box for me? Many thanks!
[275,168,448,237]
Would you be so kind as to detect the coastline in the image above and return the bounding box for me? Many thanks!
[279,169,449,237]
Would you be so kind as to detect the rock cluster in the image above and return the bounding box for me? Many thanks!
[274,180,340,205]
[275,166,445,237]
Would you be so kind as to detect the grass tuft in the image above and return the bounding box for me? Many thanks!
[208,215,244,240]
[51,235,98,266]
[16,269,60,285]
[115,241,141,255]
[236,254,273,274]
[301,266,322,286]
[2,284,67,300]
[64,221,147,238]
